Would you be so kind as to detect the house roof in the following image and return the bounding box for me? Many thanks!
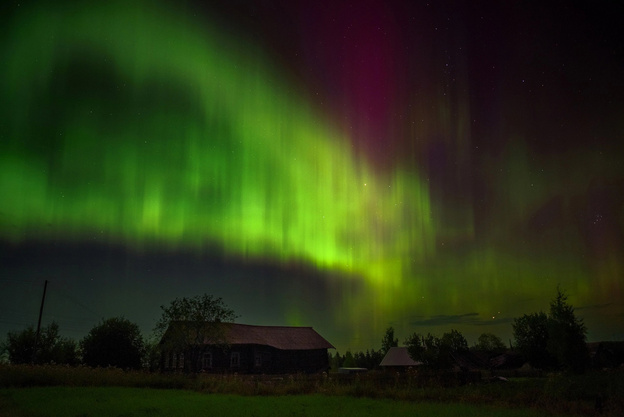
[222,323,335,350]
[165,322,335,350]
[380,347,422,367]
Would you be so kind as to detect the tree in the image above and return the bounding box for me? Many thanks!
[381,327,399,355]
[512,311,554,369]
[354,351,365,368]
[438,329,468,369]
[81,317,145,369]
[440,329,468,353]
[0,342,7,364]
[405,329,468,369]
[5,322,78,365]
[6,326,36,364]
[143,338,163,371]
[154,294,238,372]
[406,332,435,368]
[473,333,507,355]
[368,349,385,370]
[513,287,589,373]
[547,287,589,373]
[328,351,342,371]
[35,322,79,365]
[342,350,356,367]
[355,349,384,370]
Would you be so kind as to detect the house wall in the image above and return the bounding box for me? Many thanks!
[162,344,330,374]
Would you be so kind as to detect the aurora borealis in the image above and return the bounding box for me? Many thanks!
[1,1,623,351]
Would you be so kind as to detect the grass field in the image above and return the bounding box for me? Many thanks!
[0,365,622,416]
[0,386,561,417]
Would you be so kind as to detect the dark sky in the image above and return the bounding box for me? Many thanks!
[1,0,623,352]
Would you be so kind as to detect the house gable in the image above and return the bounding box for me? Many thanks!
[380,347,422,368]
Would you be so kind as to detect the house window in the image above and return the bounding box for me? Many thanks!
[165,352,170,369]
[254,352,262,367]
[203,352,212,369]
[179,353,184,369]
[230,352,240,368]
[172,353,177,369]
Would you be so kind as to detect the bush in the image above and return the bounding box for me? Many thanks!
[81,317,145,370]
[5,322,78,365]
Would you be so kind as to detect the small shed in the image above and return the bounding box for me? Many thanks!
[380,347,421,370]
[161,322,334,374]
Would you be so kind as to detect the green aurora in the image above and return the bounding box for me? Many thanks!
[1,1,623,350]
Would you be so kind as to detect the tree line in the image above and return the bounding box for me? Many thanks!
[0,294,235,371]
[328,328,506,372]
[330,287,590,374]
[1,287,591,374]
[1,317,154,370]
[402,287,590,373]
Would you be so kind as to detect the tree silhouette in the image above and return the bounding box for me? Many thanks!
[472,333,507,355]
[513,311,554,369]
[342,350,356,367]
[5,322,78,365]
[81,317,144,369]
[405,329,468,369]
[381,326,399,355]
[154,294,238,372]
[547,287,589,373]
[513,287,589,373]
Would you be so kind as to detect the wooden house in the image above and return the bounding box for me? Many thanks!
[160,322,334,374]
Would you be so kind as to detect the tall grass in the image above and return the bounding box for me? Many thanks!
[1,364,622,416]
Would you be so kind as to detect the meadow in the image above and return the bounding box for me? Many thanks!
[0,365,622,416]
[1,386,563,417]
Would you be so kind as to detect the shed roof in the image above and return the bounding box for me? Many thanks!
[380,347,422,367]
[165,322,334,350]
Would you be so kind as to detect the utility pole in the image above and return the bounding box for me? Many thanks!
[33,280,48,363]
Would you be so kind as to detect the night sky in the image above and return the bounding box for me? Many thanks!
[1,0,623,352]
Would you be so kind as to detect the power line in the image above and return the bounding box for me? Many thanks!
[51,280,106,320]
[0,276,39,282]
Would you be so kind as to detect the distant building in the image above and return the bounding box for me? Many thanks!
[379,347,422,370]
[380,347,500,372]
[160,322,334,374]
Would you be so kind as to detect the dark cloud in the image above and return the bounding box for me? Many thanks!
[576,303,613,311]
[408,313,513,328]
